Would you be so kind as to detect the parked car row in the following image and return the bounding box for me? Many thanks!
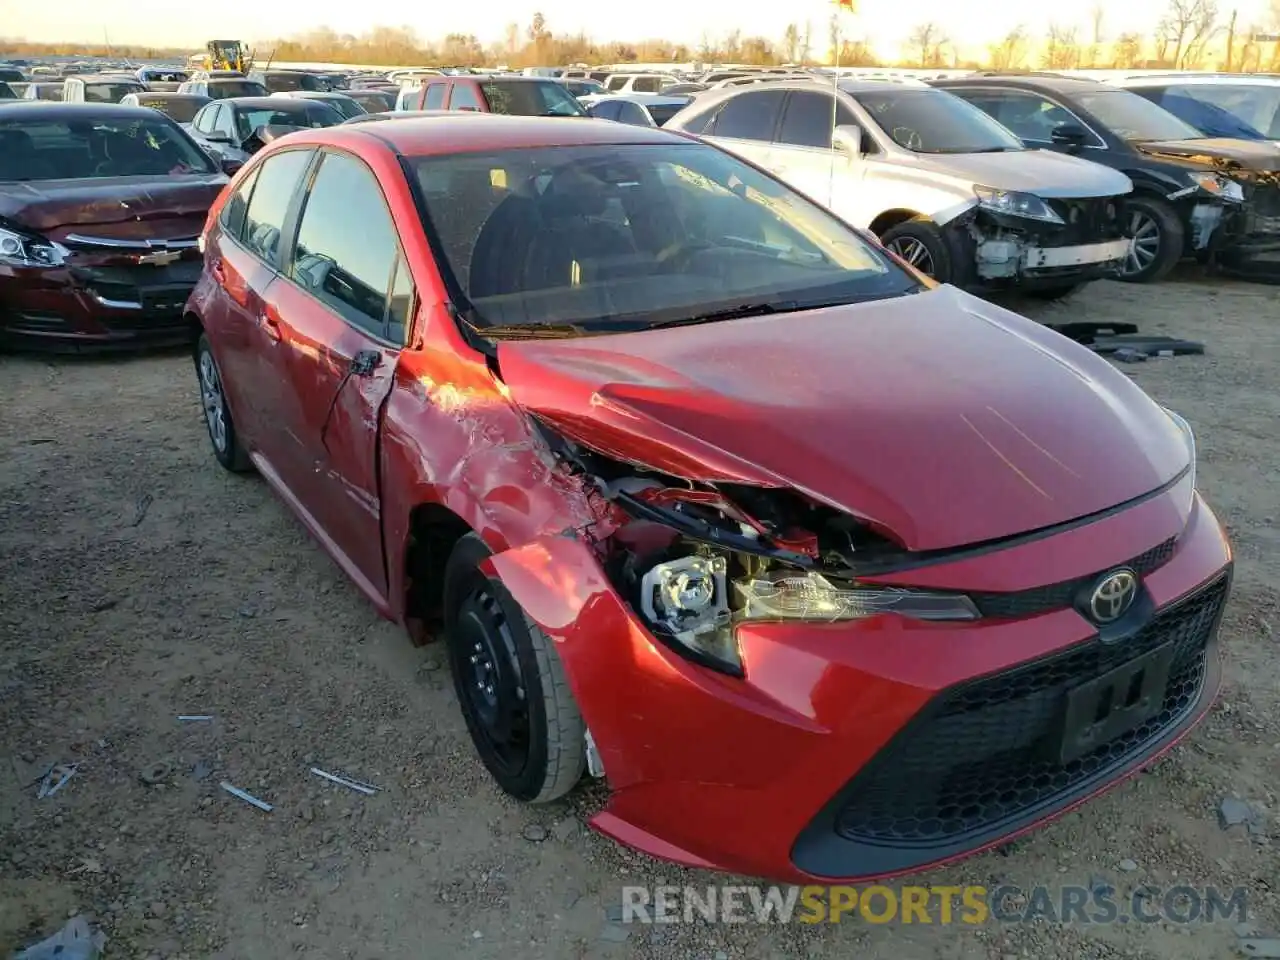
[0,82,1240,891]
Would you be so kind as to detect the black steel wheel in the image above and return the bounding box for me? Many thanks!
[442,534,585,803]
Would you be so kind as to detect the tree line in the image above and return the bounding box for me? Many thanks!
[3,1,1278,71]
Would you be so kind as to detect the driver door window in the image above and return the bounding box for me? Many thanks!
[450,84,483,111]
[193,104,219,134]
[213,106,239,140]
[953,89,1097,147]
[616,101,650,126]
[776,91,872,152]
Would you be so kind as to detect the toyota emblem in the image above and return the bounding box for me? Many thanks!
[1089,569,1138,624]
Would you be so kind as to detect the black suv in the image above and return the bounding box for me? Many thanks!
[932,75,1280,281]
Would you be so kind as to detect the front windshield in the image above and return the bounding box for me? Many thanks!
[208,80,268,99]
[1075,90,1203,141]
[0,115,217,181]
[84,83,145,103]
[319,96,365,119]
[1164,84,1280,140]
[647,102,689,126]
[849,88,1025,153]
[146,97,205,123]
[480,81,586,117]
[235,104,341,138]
[409,141,916,334]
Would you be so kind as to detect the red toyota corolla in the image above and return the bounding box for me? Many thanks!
[187,115,1232,883]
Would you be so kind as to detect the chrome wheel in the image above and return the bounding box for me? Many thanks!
[1122,210,1161,277]
[885,236,936,277]
[199,351,227,454]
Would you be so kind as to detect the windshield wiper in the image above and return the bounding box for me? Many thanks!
[643,300,803,331]
[468,322,588,340]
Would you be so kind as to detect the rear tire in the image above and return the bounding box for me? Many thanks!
[1118,196,1184,283]
[879,217,953,283]
[442,534,586,804]
[194,334,252,473]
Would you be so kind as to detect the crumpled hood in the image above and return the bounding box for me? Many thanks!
[0,174,227,234]
[497,286,1191,552]
[1134,138,1280,172]
[908,149,1134,198]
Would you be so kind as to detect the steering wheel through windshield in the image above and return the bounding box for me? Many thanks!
[892,126,924,151]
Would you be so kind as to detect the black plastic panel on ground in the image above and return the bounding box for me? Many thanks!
[832,573,1228,847]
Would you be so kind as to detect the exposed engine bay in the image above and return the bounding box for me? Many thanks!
[532,417,980,676]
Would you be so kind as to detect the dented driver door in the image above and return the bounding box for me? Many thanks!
[259,148,411,603]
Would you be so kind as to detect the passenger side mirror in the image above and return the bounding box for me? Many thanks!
[1050,123,1089,150]
[221,157,244,176]
[832,124,863,161]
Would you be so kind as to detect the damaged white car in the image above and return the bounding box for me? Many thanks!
[667,78,1134,299]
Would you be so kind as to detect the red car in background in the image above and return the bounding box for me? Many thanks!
[187,115,1232,883]
[0,103,235,351]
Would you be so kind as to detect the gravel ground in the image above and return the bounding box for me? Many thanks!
[1,271,1277,960]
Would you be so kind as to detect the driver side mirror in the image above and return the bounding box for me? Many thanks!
[221,157,244,176]
[832,124,863,161]
[1050,123,1089,151]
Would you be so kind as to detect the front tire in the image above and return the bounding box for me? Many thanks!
[194,334,252,473]
[1118,196,1184,283]
[442,534,585,803]
[879,217,953,283]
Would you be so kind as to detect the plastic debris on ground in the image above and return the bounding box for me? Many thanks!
[310,767,379,796]
[36,763,78,799]
[13,915,105,959]
[220,780,273,812]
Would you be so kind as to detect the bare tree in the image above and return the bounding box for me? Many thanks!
[907,22,949,68]
[1087,5,1106,66]
[801,21,813,63]
[988,26,1029,70]
[503,23,521,59]
[1113,32,1144,67]
[1158,0,1220,68]
[783,23,801,63]
[1043,23,1081,69]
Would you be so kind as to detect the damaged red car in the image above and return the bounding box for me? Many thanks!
[188,115,1232,883]
[0,103,234,351]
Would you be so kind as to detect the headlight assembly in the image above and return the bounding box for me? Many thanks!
[973,186,1064,223]
[0,226,68,268]
[637,554,980,677]
[1188,172,1244,203]
[737,571,979,623]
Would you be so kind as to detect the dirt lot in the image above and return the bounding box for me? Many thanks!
[1,272,1277,960]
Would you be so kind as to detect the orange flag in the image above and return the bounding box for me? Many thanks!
[833,0,856,10]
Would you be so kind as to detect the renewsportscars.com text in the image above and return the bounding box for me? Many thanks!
[620,884,1249,926]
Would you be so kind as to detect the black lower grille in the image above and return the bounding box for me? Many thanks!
[972,536,1178,619]
[1044,196,1126,246]
[832,574,1228,847]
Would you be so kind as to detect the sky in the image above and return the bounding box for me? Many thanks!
[5,0,1276,61]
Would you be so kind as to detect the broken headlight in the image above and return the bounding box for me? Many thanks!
[0,227,68,268]
[637,555,979,676]
[737,571,979,623]
[973,186,1064,224]
[1188,172,1244,203]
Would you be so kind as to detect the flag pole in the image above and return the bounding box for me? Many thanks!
[829,5,843,207]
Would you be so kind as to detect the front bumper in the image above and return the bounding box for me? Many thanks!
[0,258,200,352]
[487,478,1231,883]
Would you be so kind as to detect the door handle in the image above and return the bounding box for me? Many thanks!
[259,306,281,341]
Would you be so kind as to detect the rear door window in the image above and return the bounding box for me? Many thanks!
[424,83,445,109]
[450,83,483,111]
[242,149,314,267]
[288,151,405,340]
[711,90,787,141]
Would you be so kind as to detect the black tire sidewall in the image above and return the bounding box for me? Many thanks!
[442,535,554,802]
[1120,195,1184,283]
[194,334,248,472]
[879,218,953,284]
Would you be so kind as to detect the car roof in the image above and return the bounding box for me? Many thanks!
[297,113,683,155]
[0,102,160,121]
[1116,74,1280,87]
[586,94,690,105]
[133,92,209,101]
[933,74,1109,94]
[220,97,324,110]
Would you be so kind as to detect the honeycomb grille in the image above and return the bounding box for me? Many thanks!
[833,573,1227,846]
[971,536,1178,620]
